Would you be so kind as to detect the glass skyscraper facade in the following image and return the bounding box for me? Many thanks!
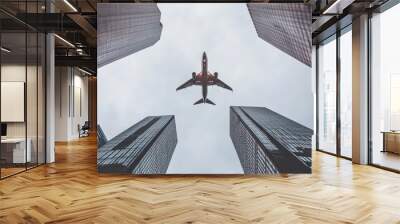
[98,115,177,174]
[247,3,312,66]
[97,125,108,148]
[97,3,162,68]
[230,106,312,174]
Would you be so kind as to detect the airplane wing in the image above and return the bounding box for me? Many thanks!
[176,79,194,91]
[215,78,233,91]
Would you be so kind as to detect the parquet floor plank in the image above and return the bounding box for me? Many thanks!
[0,135,399,223]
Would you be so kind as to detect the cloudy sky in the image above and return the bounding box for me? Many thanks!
[98,3,313,174]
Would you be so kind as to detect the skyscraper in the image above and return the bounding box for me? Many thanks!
[97,3,163,67]
[247,3,312,66]
[97,125,108,148]
[230,106,312,174]
[98,115,177,174]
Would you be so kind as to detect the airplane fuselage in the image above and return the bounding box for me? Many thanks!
[201,52,208,102]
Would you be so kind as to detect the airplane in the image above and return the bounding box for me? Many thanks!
[176,52,233,105]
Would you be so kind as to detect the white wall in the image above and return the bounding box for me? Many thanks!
[1,63,46,163]
[1,65,27,141]
[55,67,89,141]
[1,65,39,138]
[71,73,89,138]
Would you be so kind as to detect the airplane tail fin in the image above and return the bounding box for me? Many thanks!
[193,98,216,105]
[205,98,215,105]
[193,98,204,105]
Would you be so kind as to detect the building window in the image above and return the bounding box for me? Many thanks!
[318,35,337,154]
[339,27,352,158]
[370,2,400,171]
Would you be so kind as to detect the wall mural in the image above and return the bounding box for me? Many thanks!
[97,3,313,174]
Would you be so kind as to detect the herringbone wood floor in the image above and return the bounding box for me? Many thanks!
[1,135,400,224]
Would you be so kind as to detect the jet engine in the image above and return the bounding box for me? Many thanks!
[214,72,218,79]
[192,72,196,79]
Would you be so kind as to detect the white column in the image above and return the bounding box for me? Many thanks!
[46,1,55,163]
[352,14,369,164]
[312,45,317,150]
